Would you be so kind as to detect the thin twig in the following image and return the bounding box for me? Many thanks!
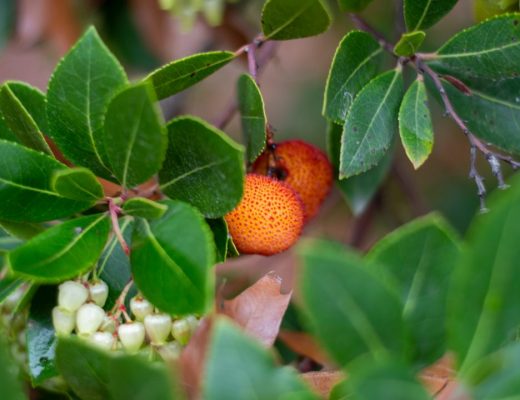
[349,13,394,53]
[111,278,134,317]
[107,198,130,255]
[246,44,258,82]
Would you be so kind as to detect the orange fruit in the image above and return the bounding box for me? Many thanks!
[225,174,304,256]
[253,140,333,221]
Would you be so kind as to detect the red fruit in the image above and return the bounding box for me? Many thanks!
[225,174,304,256]
[253,140,333,221]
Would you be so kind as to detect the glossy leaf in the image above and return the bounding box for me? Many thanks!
[432,14,520,79]
[51,167,104,201]
[428,73,520,155]
[261,0,332,41]
[122,197,167,220]
[398,78,434,169]
[7,81,48,134]
[449,175,520,371]
[56,336,178,400]
[327,122,393,216]
[27,286,59,386]
[203,318,317,400]
[145,51,235,100]
[47,27,127,179]
[337,0,374,11]
[159,116,244,218]
[298,240,406,366]
[346,359,431,400]
[206,218,229,263]
[237,74,266,162]
[98,218,133,309]
[0,338,26,400]
[0,220,45,240]
[367,214,461,366]
[393,31,426,57]
[104,83,166,188]
[404,0,458,31]
[0,276,23,303]
[0,140,94,222]
[340,68,404,178]
[9,214,110,282]
[131,200,215,315]
[0,83,52,154]
[323,31,383,124]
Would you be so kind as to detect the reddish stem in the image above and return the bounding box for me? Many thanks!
[107,197,130,255]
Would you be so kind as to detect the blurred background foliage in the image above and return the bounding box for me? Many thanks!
[0,0,513,287]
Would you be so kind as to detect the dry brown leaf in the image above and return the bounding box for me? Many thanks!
[179,317,214,400]
[220,272,292,347]
[278,330,331,366]
[301,371,345,399]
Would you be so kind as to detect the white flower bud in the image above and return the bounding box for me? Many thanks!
[129,296,153,321]
[100,315,116,333]
[118,322,145,353]
[185,315,199,332]
[171,318,191,345]
[88,280,109,308]
[76,303,105,335]
[157,341,182,361]
[52,307,76,336]
[144,314,172,345]
[89,332,115,351]
[58,281,88,312]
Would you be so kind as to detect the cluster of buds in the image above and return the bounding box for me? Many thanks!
[52,280,199,360]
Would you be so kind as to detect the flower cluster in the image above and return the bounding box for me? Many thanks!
[52,280,199,359]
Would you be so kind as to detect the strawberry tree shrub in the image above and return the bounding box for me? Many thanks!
[2,0,520,399]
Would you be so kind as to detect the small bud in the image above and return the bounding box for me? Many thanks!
[129,296,153,321]
[100,315,116,333]
[76,303,105,335]
[58,281,88,312]
[89,280,109,308]
[171,319,191,345]
[89,332,116,351]
[144,314,172,345]
[118,322,145,353]
[157,341,182,361]
[52,307,76,336]
[185,315,199,332]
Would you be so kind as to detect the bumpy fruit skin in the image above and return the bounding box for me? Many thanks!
[253,140,333,221]
[225,174,304,256]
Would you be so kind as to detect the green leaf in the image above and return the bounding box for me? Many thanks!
[367,214,461,367]
[345,358,431,400]
[0,140,95,222]
[340,68,404,178]
[159,116,244,218]
[51,167,104,201]
[298,240,406,366]
[9,214,110,282]
[122,197,167,220]
[432,14,520,79]
[47,26,128,179]
[203,318,317,400]
[404,0,458,31]
[398,78,434,169]
[0,220,45,240]
[323,31,383,124]
[0,83,52,154]
[393,31,426,56]
[104,83,166,188]
[131,200,215,315]
[464,343,520,399]
[98,218,134,309]
[206,218,229,263]
[0,277,23,303]
[327,122,393,216]
[56,336,180,400]
[336,0,374,11]
[449,175,520,371]
[428,73,520,155]
[7,81,49,134]
[261,0,332,41]
[145,51,235,100]
[27,286,59,386]
[474,0,518,21]
[237,74,266,162]
[0,338,26,400]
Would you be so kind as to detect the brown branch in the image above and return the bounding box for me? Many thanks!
[349,13,394,53]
